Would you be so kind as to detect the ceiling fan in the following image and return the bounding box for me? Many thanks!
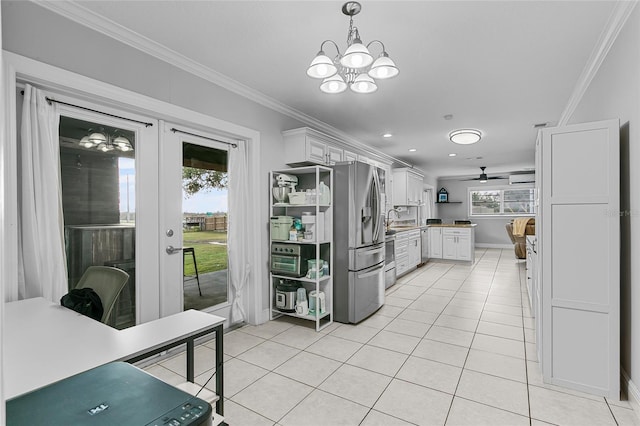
[463,167,508,182]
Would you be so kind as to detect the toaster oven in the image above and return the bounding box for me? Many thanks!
[271,243,315,277]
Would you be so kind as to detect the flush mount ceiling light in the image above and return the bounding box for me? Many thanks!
[79,128,133,152]
[383,133,393,138]
[408,148,417,152]
[449,129,482,145]
[306,1,399,94]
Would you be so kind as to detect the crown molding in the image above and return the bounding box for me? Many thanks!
[33,0,410,168]
[558,0,638,126]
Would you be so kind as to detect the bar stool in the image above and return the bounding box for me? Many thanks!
[183,247,202,296]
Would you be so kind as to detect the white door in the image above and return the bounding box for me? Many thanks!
[541,119,619,398]
[429,228,442,258]
[456,236,471,261]
[55,100,159,326]
[442,235,457,260]
[160,122,232,318]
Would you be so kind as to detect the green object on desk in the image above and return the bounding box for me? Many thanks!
[7,362,212,426]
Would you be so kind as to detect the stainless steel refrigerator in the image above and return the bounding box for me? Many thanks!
[332,161,385,323]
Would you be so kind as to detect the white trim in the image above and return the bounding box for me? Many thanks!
[558,1,638,126]
[35,0,410,170]
[622,368,640,418]
[2,50,264,326]
[475,243,513,249]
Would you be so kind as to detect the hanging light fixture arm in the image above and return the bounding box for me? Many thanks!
[318,39,342,58]
[366,40,387,54]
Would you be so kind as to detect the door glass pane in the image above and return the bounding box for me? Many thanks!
[59,116,136,329]
[182,142,229,311]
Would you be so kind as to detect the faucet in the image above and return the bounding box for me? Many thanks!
[386,208,401,230]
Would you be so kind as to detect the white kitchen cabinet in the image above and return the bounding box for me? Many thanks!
[283,127,344,166]
[428,227,442,259]
[538,119,620,398]
[394,229,420,277]
[441,228,473,262]
[408,232,421,267]
[392,168,424,206]
[343,149,358,162]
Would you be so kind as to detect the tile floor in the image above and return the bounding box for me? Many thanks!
[145,248,640,425]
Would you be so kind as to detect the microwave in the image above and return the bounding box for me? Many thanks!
[271,243,315,277]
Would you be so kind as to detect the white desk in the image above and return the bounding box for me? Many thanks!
[3,297,226,415]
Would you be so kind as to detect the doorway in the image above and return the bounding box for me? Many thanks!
[181,141,230,311]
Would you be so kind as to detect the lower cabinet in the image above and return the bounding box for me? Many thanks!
[395,229,421,277]
[442,228,473,262]
[428,227,442,259]
[428,227,474,263]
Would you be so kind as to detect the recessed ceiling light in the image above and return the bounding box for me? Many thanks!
[449,129,482,145]
[408,148,417,152]
[383,133,393,138]
[448,153,456,157]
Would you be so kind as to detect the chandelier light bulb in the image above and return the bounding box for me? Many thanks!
[80,136,94,148]
[340,40,373,69]
[88,131,107,144]
[320,74,348,94]
[350,73,377,93]
[368,53,399,79]
[307,52,338,79]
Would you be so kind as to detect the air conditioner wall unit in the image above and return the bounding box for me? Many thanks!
[509,173,535,185]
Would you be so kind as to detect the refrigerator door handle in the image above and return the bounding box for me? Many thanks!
[358,247,385,256]
[372,169,382,241]
[357,263,384,279]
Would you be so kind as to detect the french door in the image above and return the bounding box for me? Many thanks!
[54,98,159,326]
[159,122,232,319]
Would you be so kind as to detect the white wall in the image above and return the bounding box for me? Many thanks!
[436,177,516,247]
[567,5,640,401]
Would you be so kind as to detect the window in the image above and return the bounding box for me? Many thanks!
[469,186,535,216]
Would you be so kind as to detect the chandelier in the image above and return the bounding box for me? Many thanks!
[306,1,399,94]
[79,128,133,152]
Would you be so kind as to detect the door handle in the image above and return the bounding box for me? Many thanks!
[166,245,186,255]
[357,265,383,279]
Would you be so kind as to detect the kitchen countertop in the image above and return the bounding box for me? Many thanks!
[388,224,477,232]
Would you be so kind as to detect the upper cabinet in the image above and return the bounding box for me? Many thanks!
[392,168,424,206]
[283,128,342,166]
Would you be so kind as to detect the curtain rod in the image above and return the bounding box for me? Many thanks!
[20,90,153,127]
[170,128,238,148]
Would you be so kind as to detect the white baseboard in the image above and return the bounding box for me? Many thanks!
[475,243,513,249]
[622,369,640,418]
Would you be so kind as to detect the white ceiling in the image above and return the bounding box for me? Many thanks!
[58,1,616,178]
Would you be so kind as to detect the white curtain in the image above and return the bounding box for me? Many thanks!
[14,84,68,302]
[228,140,250,324]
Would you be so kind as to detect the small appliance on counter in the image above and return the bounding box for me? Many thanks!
[295,287,309,316]
[273,173,298,204]
[426,218,442,224]
[271,216,294,240]
[275,279,302,312]
[271,242,315,277]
